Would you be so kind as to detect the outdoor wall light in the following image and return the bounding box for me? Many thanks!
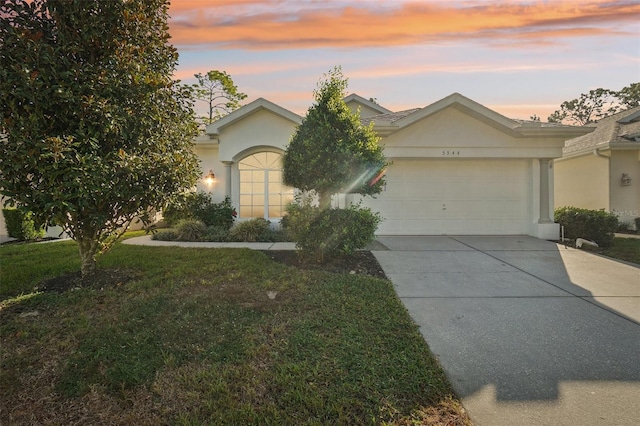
[621,173,632,186]
[204,169,216,185]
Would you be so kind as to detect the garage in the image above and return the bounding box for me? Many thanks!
[364,159,530,235]
[351,93,594,239]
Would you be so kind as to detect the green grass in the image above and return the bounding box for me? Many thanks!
[599,237,640,264]
[0,238,470,425]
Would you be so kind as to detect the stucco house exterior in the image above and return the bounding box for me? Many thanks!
[554,106,640,229]
[195,92,592,240]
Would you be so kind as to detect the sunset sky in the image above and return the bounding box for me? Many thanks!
[168,0,640,121]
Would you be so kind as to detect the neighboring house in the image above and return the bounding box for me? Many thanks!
[195,92,591,240]
[555,106,640,229]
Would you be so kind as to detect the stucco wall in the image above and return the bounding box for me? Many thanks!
[381,107,563,160]
[554,154,609,211]
[384,107,513,149]
[193,144,226,203]
[218,109,296,162]
[610,150,640,226]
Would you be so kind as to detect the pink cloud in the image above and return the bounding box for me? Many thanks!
[167,1,640,50]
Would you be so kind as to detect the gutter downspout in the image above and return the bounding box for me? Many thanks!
[593,147,608,159]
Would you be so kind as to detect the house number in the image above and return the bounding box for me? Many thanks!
[442,150,461,156]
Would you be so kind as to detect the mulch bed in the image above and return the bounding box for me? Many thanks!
[35,268,137,294]
[262,250,388,280]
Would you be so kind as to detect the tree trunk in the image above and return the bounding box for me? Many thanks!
[318,191,332,210]
[77,237,98,278]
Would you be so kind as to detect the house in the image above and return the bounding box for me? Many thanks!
[195,92,592,240]
[554,106,640,229]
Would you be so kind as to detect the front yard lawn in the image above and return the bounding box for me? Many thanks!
[0,238,470,425]
[599,237,640,265]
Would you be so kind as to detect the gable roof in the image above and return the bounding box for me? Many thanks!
[343,94,392,115]
[363,92,593,139]
[361,108,422,126]
[563,105,640,156]
[205,98,302,136]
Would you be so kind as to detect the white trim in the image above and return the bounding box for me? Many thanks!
[206,98,301,136]
[343,93,392,114]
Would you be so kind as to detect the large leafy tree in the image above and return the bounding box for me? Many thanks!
[283,67,386,209]
[548,82,639,125]
[193,70,247,124]
[617,82,640,110]
[0,0,200,277]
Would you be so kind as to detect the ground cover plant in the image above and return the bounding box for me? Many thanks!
[0,237,471,425]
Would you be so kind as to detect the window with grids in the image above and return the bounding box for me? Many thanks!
[239,152,294,219]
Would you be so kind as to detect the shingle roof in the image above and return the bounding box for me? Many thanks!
[563,106,640,155]
[510,119,575,128]
[360,108,422,126]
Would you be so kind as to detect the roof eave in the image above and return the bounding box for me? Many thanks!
[516,125,596,139]
[610,142,640,150]
[371,125,399,137]
[193,134,219,145]
[205,98,302,135]
[343,93,393,114]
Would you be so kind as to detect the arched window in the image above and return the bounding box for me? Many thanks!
[239,152,294,219]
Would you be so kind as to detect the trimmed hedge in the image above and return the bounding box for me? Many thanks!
[2,208,46,240]
[285,203,381,262]
[554,206,618,247]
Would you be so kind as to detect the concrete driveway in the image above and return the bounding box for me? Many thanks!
[372,236,640,426]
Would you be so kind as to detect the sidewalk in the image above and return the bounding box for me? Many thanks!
[615,232,640,239]
[122,235,297,250]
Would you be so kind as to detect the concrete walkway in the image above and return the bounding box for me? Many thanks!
[373,236,640,426]
[122,235,297,250]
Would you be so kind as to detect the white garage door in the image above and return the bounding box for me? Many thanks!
[363,159,530,235]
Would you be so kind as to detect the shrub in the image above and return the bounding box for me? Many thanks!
[635,217,640,232]
[162,192,207,225]
[262,228,290,242]
[163,193,236,229]
[285,203,381,262]
[617,221,632,233]
[204,226,230,242]
[151,229,178,241]
[555,206,619,247]
[281,202,315,241]
[228,218,271,242]
[196,196,236,230]
[175,219,207,241]
[2,208,46,240]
